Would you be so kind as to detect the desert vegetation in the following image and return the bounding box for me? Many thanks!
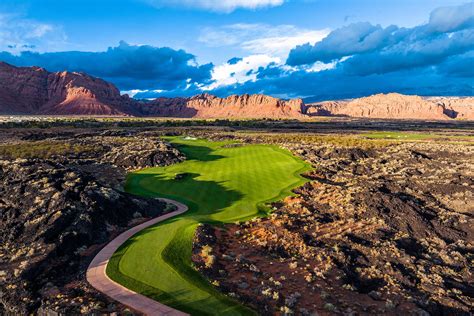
[0,141,101,159]
[0,121,472,315]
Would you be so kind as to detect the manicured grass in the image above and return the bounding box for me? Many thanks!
[107,137,311,315]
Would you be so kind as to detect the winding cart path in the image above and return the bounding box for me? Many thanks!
[86,198,189,316]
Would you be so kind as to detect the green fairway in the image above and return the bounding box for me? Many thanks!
[106,137,311,315]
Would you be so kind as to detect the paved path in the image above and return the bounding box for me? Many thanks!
[86,198,189,316]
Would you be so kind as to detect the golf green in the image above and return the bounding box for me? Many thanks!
[107,137,311,315]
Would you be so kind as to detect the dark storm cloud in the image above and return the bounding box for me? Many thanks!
[427,2,474,33]
[341,28,474,75]
[436,52,474,78]
[287,22,399,65]
[0,41,213,90]
[287,2,474,75]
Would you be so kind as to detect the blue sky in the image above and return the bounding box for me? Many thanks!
[0,0,473,100]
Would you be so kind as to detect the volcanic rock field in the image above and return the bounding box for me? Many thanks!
[0,118,473,315]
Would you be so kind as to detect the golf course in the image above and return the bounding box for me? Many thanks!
[106,137,311,315]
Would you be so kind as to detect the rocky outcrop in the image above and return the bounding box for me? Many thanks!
[308,93,474,120]
[0,63,49,113]
[101,138,185,171]
[0,62,305,118]
[138,93,306,118]
[431,97,474,120]
[0,62,136,116]
[42,71,137,116]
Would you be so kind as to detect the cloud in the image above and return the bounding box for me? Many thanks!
[199,23,329,58]
[0,41,213,90]
[205,3,474,100]
[287,22,398,65]
[242,29,330,58]
[121,49,474,100]
[287,2,474,73]
[144,0,284,13]
[227,57,243,65]
[0,12,66,53]
[210,62,473,101]
[120,89,150,97]
[436,52,474,77]
[427,2,474,33]
[205,54,280,89]
[342,29,474,75]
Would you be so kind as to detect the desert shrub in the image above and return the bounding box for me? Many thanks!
[0,141,102,159]
[223,132,396,149]
[200,245,216,268]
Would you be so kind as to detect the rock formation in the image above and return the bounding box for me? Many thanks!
[308,93,474,120]
[0,62,472,120]
[0,62,136,116]
[430,97,474,120]
[139,93,306,118]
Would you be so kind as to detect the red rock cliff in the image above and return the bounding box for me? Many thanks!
[138,93,306,118]
[0,62,135,115]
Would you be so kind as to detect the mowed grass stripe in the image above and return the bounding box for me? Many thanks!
[107,137,311,315]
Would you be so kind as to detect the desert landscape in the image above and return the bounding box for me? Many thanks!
[1,1,473,315]
[0,118,473,315]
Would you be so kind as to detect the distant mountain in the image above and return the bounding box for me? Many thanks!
[307,93,474,120]
[139,93,305,118]
[0,62,472,120]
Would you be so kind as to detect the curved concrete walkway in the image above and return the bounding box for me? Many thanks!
[86,198,189,316]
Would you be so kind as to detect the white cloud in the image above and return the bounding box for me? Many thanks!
[121,89,165,99]
[199,23,329,58]
[145,0,284,13]
[205,54,280,89]
[242,29,330,58]
[306,61,337,72]
[199,24,332,90]
[0,13,66,53]
[121,89,149,97]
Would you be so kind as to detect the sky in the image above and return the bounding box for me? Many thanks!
[0,0,473,100]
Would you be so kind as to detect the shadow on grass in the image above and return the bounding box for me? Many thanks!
[174,143,225,162]
[127,172,244,218]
